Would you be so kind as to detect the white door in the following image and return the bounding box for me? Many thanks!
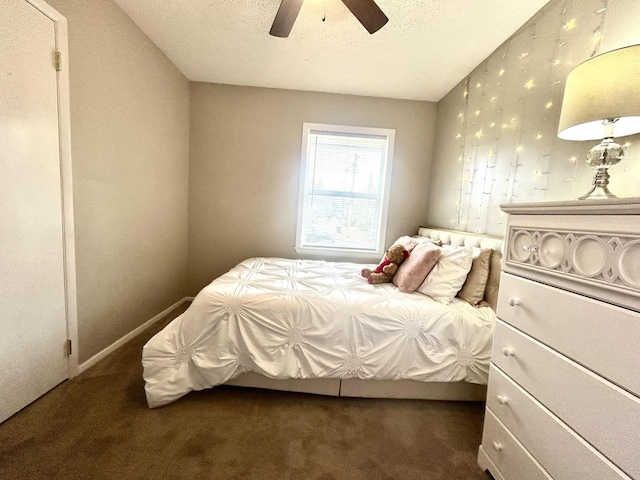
[0,0,70,423]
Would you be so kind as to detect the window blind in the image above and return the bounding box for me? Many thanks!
[300,129,389,251]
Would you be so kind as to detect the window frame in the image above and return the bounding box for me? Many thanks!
[295,122,396,259]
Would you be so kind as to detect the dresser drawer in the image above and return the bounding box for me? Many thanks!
[497,272,640,397]
[493,320,640,479]
[503,212,640,312]
[487,364,630,480]
[480,408,552,480]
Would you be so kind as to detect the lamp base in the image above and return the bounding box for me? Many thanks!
[578,185,618,200]
[578,137,623,200]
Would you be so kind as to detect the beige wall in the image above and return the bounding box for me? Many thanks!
[47,0,190,363]
[188,83,436,293]
[427,0,640,236]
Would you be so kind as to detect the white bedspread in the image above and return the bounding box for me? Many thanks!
[143,257,496,408]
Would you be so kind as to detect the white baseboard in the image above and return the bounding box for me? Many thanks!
[77,296,192,375]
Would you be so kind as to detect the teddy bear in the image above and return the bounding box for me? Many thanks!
[361,244,409,284]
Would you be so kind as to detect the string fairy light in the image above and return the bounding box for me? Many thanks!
[569,152,580,199]
[617,140,631,197]
[507,17,536,205]
[533,154,550,195]
[454,78,470,228]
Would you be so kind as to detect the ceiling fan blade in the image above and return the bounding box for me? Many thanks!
[341,0,388,34]
[270,0,304,37]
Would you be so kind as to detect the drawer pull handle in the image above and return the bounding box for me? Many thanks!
[502,347,515,357]
[508,298,520,307]
[492,441,503,452]
[522,244,538,253]
[497,395,508,405]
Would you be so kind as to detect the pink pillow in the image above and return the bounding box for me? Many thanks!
[391,235,420,252]
[392,243,442,293]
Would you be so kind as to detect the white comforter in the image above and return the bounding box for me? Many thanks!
[143,257,496,408]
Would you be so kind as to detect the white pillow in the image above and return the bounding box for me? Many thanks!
[416,245,473,304]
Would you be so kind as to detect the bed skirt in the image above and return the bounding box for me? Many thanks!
[225,373,487,401]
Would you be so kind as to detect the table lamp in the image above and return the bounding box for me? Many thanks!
[558,44,640,199]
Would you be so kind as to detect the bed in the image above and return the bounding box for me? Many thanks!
[143,227,504,408]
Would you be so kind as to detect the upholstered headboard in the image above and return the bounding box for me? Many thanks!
[416,227,504,310]
[416,227,504,253]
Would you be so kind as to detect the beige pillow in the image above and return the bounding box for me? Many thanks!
[392,243,441,293]
[483,249,503,310]
[457,248,492,306]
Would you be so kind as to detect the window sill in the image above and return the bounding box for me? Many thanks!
[294,246,382,261]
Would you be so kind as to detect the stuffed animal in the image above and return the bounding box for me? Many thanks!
[361,244,409,284]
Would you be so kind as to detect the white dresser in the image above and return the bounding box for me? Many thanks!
[477,199,640,480]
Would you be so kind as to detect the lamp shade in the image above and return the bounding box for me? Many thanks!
[558,44,640,141]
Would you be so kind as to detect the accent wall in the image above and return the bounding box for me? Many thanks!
[427,0,640,236]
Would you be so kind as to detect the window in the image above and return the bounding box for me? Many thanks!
[296,123,395,258]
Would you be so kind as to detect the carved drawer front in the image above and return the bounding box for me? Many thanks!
[487,365,630,480]
[493,321,640,479]
[508,228,640,284]
[497,273,640,397]
[503,217,640,312]
[480,408,552,480]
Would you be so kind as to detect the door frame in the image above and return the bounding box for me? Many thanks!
[26,0,79,377]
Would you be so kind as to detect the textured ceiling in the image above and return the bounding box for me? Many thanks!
[113,0,551,102]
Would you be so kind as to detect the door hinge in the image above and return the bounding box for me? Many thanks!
[65,339,72,356]
[55,51,62,72]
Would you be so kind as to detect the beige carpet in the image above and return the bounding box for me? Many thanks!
[0,302,492,480]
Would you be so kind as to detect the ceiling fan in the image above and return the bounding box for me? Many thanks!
[269,0,388,37]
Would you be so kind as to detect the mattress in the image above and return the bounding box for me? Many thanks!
[143,257,496,408]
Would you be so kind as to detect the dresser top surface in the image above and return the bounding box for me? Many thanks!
[501,197,640,215]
